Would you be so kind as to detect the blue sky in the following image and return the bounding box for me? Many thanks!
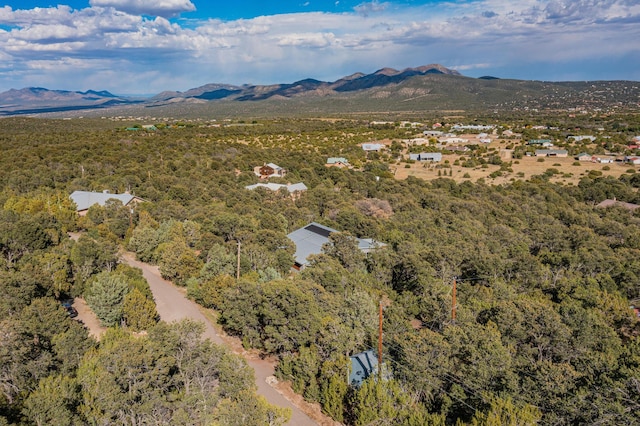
[1,0,639,95]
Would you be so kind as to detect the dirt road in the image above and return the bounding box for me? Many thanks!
[120,252,323,426]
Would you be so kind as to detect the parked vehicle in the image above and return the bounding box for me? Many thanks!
[61,299,78,318]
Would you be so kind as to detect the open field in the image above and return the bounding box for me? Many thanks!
[393,141,635,186]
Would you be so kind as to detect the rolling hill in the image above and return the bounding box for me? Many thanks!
[0,64,638,117]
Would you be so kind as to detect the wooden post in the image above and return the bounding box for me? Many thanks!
[378,300,383,379]
[236,241,241,280]
[452,277,457,323]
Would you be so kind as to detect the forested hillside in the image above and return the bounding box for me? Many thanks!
[1,116,639,425]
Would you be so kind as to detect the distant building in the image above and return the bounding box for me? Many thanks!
[439,137,467,144]
[70,190,143,216]
[452,124,495,131]
[245,182,307,192]
[528,139,553,147]
[568,135,596,142]
[400,121,423,128]
[596,157,614,164]
[409,152,442,162]
[362,143,385,152]
[575,153,593,161]
[254,163,286,179]
[326,157,350,168]
[535,149,568,157]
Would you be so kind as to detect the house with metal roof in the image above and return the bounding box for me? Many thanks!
[567,135,596,142]
[326,157,350,168]
[528,139,553,147]
[69,190,143,216]
[349,350,378,387]
[575,152,593,161]
[409,152,442,162]
[245,182,308,194]
[535,149,568,157]
[286,222,383,270]
[362,143,385,152]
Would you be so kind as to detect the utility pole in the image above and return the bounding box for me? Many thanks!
[452,276,457,324]
[236,241,241,280]
[378,299,383,379]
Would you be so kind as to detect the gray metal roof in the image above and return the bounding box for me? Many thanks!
[409,152,442,162]
[349,350,378,387]
[245,182,307,193]
[327,157,349,164]
[287,222,383,267]
[69,190,136,211]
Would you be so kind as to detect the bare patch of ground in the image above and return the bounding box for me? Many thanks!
[393,141,633,186]
[73,297,106,341]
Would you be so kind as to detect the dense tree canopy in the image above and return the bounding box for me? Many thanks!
[0,115,639,425]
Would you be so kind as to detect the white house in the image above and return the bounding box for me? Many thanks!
[568,135,596,142]
[409,152,442,162]
[362,143,385,152]
[245,182,308,194]
[439,137,467,144]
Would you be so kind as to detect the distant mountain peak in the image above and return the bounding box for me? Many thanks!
[412,64,457,74]
[2,63,633,117]
[374,67,400,76]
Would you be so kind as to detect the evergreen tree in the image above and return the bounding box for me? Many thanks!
[85,272,129,327]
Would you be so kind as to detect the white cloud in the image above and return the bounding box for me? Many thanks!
[0,0,638,94]
[354,1,389,17]
[277,32,337,48]
[89,0,195,18]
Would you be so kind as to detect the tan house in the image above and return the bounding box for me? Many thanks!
[254,163,287,179]
[326,157,350,168]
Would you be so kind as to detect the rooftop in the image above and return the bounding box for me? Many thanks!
[70,190,138,212]
[286,222,382,268]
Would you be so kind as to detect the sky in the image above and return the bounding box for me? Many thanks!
[0,0,639,95]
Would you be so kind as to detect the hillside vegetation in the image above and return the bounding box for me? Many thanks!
[0,115,639,425]
[2,65,639,118]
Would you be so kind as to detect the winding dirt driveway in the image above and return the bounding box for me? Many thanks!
[119,252,332,426]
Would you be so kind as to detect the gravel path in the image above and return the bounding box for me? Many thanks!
[120,252,321,426]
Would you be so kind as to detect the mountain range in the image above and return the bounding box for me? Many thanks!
[1,64,638,117]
